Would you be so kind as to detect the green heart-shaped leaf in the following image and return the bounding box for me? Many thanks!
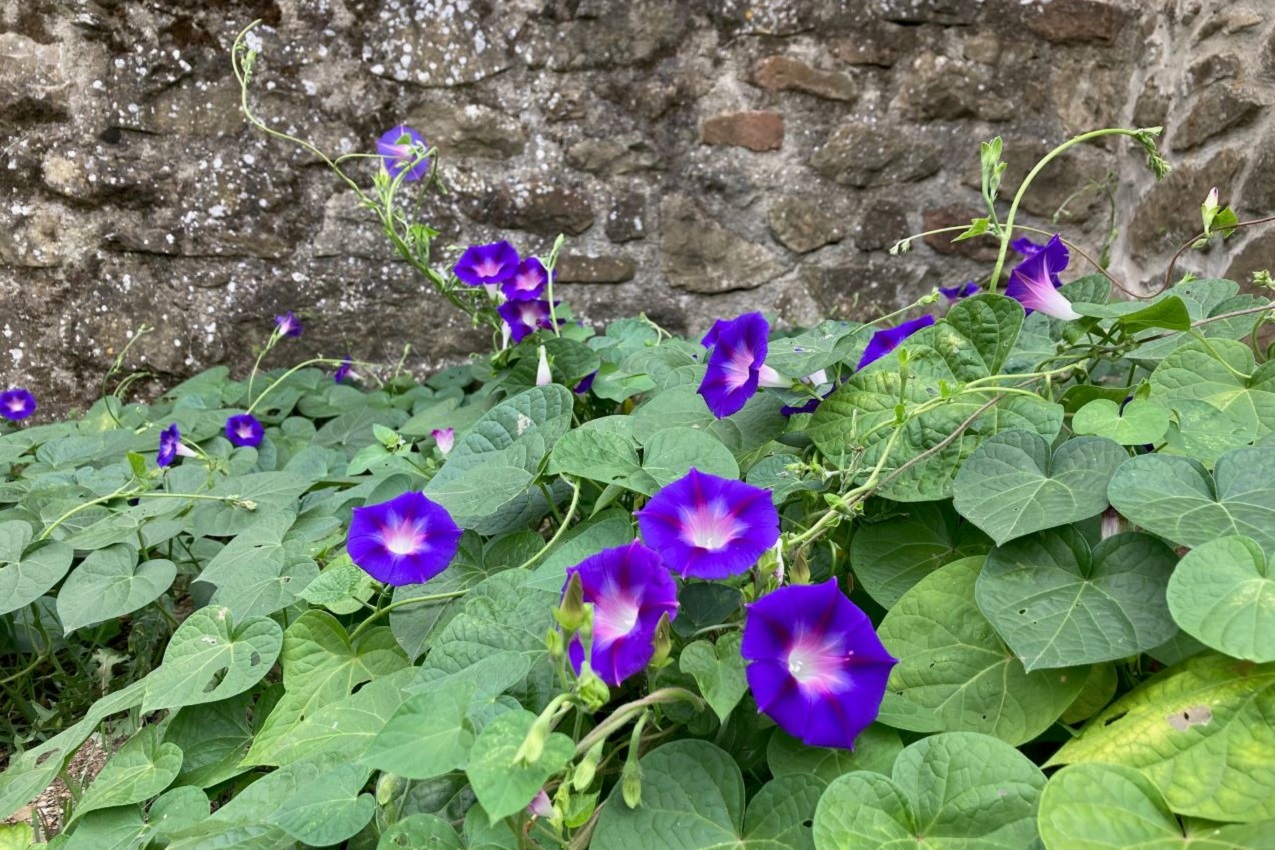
[680,633,748,723]
[812,732,1045,850]
[1050,652,1275,823]
[953,430,1127,545]
[976,528,1179,671]
[467,709,574,824]
[0,520,73,617]
[878,558,1085,744]
[74,727,182,820]
[590,740,823,850]
[1072,398,1170,445]
[142,606,283,713]
[268,763,375,847]
[1039,762,1275,850]
[1150,338,1275,437]
[57,545,176,634]
[1107,447,1275,553]
[1167,536,1275,662]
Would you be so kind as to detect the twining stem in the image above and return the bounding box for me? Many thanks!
[989,128,1150,293]
[38,487,247,541]
[517,477,582,572]
[574,688,704,757]
[1157,213,1275,296]
[245,357,346,414]
[348,589,469,641]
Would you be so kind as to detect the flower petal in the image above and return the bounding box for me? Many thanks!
[347,491,462,586]
[857,314,935,370]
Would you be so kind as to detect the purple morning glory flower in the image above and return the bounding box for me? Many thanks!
[780,396,821,416]
[698,312,771,419]
[377,125,431,183]
[334,356,354,383]
[1011,235,1047,259]
[564,540,678,686]
[454,241,520,287]
[574,371,597,394]
[0,388,36,421]
[497,298,556,343]
[636,468,780,580]
[274,311,302,338]
[1004,233,1080,320]
[742,578,898,750]
[858,314,935,370]
[224,413,264,448]
[156,424,194,467]
[939,281,980,302]
[347,491,462,586]
[502,257,551,301]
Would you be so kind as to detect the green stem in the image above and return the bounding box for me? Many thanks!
[574,688,705,757]
[349,589,469,642]
[517,478,582,572]
[0,653,47,687]
[245,357,343,415]
[38,483,134,541]
[989,128,1146,293]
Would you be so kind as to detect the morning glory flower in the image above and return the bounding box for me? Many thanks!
[697,312,780,419]
[0,388,36,421]
[636,468,780,580]
[503,257,551,301]
[1011,235,1063,287]
[347,491,462,586]
[376,125,431,183]
[574,371,597,394]
[1004,234,1080,320]
[741,579,897,750]
[274,311,302,338]
[564,540,678,686]
[157,424,196,467]
[497,298,556,343]
[939,281,980,302]
[224,413,264,448]
[454,241,521,287]
[432,427,455,455]
[334,356,354,383]
[858,315,935,370]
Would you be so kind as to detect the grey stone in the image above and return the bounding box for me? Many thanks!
[606,193,647,243]
[871,0,981,26]
[660,195,783,294]
[1171,84,1263,151]
[768,196,847,254]
[464,181,596,237]
[0,32,68,120]
[364,7,514,87]
[810,121,942,188]
[1127,150,1245,262]
[556,254,636,284]
[855,200,909,252]
[800,257,936,322]
[921,205,999,261]
[406,101,526,159]
[566,134,660,175]
[897,52,1016,122]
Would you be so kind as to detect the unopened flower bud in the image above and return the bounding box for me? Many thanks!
[536,345,552,387]
[648,613,673,669]
[375,772,406,807]
[555,572,588,634]
[577,668,611,712]
[545,627,564,660]
[573,739,606,791]
[621,757,643,809]
[789,547,811,586]
[527,789,554,819]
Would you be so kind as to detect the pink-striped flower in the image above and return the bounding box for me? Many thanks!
[431,427,455,455]
[636,468,780,580]
[1005,234,1079,320]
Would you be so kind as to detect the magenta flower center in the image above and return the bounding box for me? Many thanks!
[513,270,541,290]
[475,258,504,278]
[381,516,426,556]
[236,423,254,439]
[722,347,756,391]
[786,633,850,693]
[594,593,641,643]
[679,499,742,550]
[6,398,22,412]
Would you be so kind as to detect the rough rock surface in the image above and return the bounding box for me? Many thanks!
[1,0,1273,413]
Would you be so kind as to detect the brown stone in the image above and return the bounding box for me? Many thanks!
[752,56,858,102]
[607,193,647,243]
[877,0,980,26]
[405,101,526,159]
[768,196,846,254]
[921,206,1000,261]
[800,258,936,322]
[1171,84,1263,152]
[701,111,784,152]
[566,134,660,175]
[1022,0,1130,45]
[660,195,784,294]
[556,254,637,284]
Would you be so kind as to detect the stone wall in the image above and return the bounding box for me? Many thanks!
[2,0,1273,413]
